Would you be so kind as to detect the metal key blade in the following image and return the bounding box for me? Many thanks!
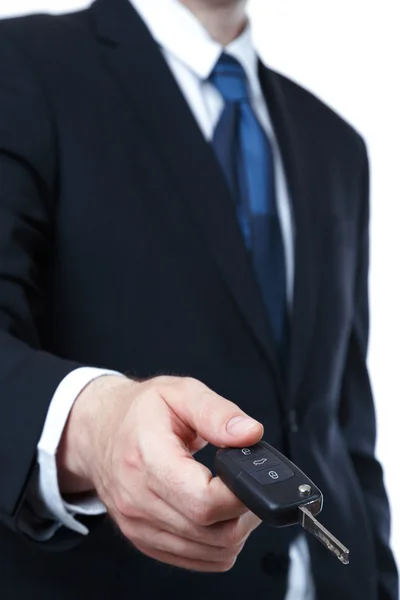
[299,506,350,565]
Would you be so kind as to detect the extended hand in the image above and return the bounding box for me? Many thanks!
[58,375,263,572]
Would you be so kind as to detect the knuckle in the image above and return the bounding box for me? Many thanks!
[215,557,237,572]
[191,506,209,527]
[152,375,202,399]
[119,519,135,543]
[113,490,137,518]
[191,496,214,526]
[220,519,245,548]
[152,375,175,387]
[122,445,142,470]
[198,398,218,429]
[181,376,206,394]
[118,517,146,548]
[144,528,164,552]
[218,545,242,563]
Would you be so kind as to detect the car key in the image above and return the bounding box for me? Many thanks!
[215,440,349,565]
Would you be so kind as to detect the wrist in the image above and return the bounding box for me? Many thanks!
[57,375,132,495]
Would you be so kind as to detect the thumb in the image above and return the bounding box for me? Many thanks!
[164,378,264,448]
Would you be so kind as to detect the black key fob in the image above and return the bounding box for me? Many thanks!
[215,440,322,527]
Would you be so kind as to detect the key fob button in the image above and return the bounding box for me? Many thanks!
[254,463,295,485]
[245,452,282,472]
[229,446,266,461]
[229,445,280,464]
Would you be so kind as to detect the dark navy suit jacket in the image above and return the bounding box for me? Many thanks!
[0,0,397,598]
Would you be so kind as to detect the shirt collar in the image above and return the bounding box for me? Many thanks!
[130,0,262,98]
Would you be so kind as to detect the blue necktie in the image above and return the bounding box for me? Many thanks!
[210,53,288,361]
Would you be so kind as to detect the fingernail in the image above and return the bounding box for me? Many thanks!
[226,416,259,436]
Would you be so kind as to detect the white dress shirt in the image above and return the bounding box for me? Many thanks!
[24,1,314,598]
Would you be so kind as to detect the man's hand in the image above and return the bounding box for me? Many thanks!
[57,375,263,572]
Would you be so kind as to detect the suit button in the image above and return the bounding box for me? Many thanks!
[261,552,289,576]
[288,409,299,433]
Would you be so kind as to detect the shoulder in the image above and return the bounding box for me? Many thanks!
[268,68,367,159]
[0,9,92,62]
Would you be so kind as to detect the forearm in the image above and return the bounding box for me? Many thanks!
[0,330,82,522]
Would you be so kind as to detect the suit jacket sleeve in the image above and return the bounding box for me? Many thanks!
[0,32,84,540]
[339,143,398,600]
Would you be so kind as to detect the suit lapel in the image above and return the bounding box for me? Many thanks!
[90,0,284,390]
[258,65,323,404]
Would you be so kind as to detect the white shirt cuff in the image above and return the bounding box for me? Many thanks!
[32,367,125,537]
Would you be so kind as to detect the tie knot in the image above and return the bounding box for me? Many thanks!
[210,53,249,103]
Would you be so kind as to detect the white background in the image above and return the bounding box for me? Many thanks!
[1,0,399,576]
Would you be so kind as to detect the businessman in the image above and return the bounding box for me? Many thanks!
[0,0,397,598]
